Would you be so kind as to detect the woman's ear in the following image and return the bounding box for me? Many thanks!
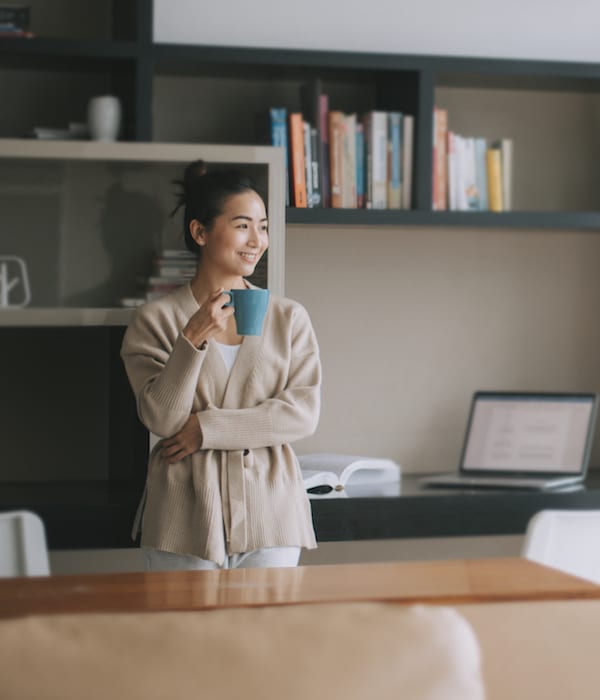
[189,219,207,247]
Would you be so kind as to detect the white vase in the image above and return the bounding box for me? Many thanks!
[87,95,122,142]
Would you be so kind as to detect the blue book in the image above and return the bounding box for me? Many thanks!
[270,107,290,207]
[474,137,489,211]
[355,122,365,208]
[387,112,402,209]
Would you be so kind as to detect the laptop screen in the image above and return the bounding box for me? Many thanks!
[460,392,597,475]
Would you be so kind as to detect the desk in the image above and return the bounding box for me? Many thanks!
[2,557,599,619]
[4,471,600,548]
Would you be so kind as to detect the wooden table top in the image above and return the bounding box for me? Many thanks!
[2,557,599,619]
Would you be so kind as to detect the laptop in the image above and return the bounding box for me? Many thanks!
[420,391,598,491]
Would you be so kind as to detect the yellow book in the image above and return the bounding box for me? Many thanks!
[486,148,503,212]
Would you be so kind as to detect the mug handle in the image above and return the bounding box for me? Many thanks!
[221,290,233,307]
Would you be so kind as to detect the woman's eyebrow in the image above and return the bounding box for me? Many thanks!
[231,215,269,222]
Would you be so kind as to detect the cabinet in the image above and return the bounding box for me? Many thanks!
[2,1,600,229]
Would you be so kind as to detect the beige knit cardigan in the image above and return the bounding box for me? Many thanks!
[120,283,321,565]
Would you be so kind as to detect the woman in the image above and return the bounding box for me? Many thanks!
[121,161,321,570]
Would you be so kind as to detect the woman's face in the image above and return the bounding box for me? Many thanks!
[193,190,269,279]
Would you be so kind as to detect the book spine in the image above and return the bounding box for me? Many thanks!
[474,137,489,211]
[464,136,479,211]
[401,114,414,210]
[328,110,344,208]
[310,125,322,207]
[303,120,314,208]
[341,113,357,208]
[486,147,503,212]
[288,112,307,208]
[447,131,457,211]
[269,107,290,207]
[365,111,388,209]
[355,122,365,209]
[319,93,330,207]
[498,138,513,211]
[433,107,448,210]
[387,111,402,209]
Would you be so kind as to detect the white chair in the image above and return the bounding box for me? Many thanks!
[522,509,600,583]
[0,510,50,577]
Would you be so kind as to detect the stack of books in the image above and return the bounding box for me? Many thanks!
[432,106,513,212]
[118,249,197,308]
[0,4,34,38]
[269,80,415,211]
[143,249,196,301]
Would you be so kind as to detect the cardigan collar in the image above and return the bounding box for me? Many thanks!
[179,282,267,409]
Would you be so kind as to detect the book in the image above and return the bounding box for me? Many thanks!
[319,93,331,207]
[401,114,414,210]
[364,111,388,209]
[341,112,357,208]
[302,120,314,208]
[288,112,307,208]
[474,137,489,211]
[298,452,401,496]
[486,146,503,212]
[328,110,345,208]
[355,122,365,209]
[309,125,322,207]
[299,80,325,208]
[387,111,402,209]
[269,107,289,207]
[432,107,448,210]
[493,137,513,211]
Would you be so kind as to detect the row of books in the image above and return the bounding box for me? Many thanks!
[270,95,414,211]
[432,107,513,212]
[118,249,196,307]
[0,3,33,38]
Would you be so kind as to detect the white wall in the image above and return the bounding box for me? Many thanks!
[154,0,600,62]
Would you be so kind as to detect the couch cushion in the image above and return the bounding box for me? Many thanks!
[0,602,484,700]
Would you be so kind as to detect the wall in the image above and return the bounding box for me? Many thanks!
[153,0,600,62]
[286,226,600,470]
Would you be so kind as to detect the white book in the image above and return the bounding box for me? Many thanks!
[500,137,513,211]
[364,111,388,209]
[298,453,401,496]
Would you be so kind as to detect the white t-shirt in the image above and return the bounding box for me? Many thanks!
[215,342,241,375]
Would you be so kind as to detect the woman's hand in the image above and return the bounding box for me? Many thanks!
[159,414,203,464]
[183,288,234,348]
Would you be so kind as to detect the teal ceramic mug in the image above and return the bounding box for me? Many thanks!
[223,288,270,336]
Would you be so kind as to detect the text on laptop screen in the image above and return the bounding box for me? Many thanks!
[462,396,594,473]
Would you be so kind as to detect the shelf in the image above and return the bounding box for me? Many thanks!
[286,208,600,229]
[0,308,134,326]
[0,36,138,59]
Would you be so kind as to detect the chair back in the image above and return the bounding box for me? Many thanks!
[0,510,50,577]
[522,509,600,583]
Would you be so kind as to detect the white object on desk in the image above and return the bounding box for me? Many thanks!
[298,453,401,498]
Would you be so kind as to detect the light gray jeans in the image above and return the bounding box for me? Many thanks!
[144,546,301,571]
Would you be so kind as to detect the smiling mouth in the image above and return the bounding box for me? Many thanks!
[239,252,259,262]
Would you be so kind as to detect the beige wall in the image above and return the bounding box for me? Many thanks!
[285,225,600,472]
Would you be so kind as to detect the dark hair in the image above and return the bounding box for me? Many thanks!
[171,160,262,256]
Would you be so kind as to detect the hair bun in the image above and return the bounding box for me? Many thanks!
[183,160,208,190]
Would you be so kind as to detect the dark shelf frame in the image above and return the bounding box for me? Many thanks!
[1,0,600,229]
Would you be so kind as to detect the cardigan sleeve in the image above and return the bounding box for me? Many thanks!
[198,304,321,450]
[120,306,208,438]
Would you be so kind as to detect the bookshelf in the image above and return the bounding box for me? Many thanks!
[0,138,286,313]
[0,0,598,229]
[0,0,600,229]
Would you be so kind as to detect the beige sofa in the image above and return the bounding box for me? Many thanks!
[0,598,598,699]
